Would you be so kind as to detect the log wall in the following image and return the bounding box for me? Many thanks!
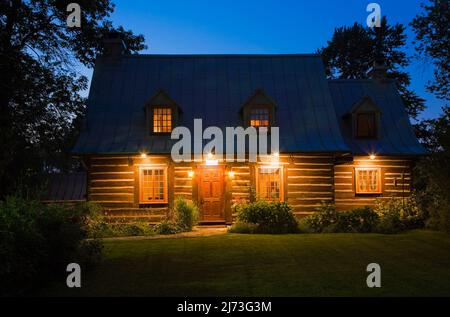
[86,154,414,223]
[334,156,412,211]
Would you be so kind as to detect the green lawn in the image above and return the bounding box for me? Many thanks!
[40,230,450,297]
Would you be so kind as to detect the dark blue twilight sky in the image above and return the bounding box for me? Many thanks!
[82,0,444,120]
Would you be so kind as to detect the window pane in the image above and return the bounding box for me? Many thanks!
[258,167,281,201]
[356,169,380,193]
[153,108,172,133]
[357,113,376,138]
[141,168,166,203]
[250,108,270,127]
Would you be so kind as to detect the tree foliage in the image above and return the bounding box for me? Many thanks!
[318,17,425,120]
[411,2,450,232]
[411,0,450,102]
[0,0,146,198]
[414,107,450,232]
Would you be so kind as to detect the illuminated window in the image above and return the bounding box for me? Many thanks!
[356,113,377,138]
[139,166,168,203]
[250,108,270,127]
[256,167,283,201]
[355,168,381,194]
[153,108,172,133]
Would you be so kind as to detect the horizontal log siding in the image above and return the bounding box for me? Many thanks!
[334,156,412,211]
[228,164,252,223]
[285,155,334,216]
[173,165,194,203]
[88,156,172,223]
[86,154,414,223]
[230,165,252,204]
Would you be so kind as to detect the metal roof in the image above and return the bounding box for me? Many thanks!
[73,54,350,154]
[328,79,427,156]
[41,173,87,202]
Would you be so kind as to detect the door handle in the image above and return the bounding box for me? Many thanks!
[200,199,204,205]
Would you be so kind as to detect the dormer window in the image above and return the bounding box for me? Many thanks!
[145,90,181,135]
[350,96,381,140]
[153,107,172,133]
[356,112,377,138]
[241,89,277,128]
[250,107,270,127]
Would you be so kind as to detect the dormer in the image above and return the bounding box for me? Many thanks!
[241,89,277,128]
[350,96,382,139]
[145,90,181,134]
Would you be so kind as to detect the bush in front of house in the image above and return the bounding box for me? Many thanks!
[153,197,199,235]
[90,222,155,238]
[0,197,103,296]
[298,202,339,233]
[299,203,379,233]
[232,200,298,234]
[154,219,182,235]
[228,221,259,234]
[87,207,155,238]
[332,207,380,233]
[373,195,425,234]
[174,196,199,232]
[299,196,426,234]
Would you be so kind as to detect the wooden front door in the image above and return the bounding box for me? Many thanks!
[198,166,225,221]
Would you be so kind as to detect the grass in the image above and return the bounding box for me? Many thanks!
[39,230,450,297]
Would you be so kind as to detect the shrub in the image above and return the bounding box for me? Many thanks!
[154,219,181,235]
[228,222,258,234]
[374,195,425,233]
[91,223,155,238]
[334,207,379,233]
[414,147,450,233]
[426,199,450,233]
[298,202,339,233]
[0,197,103,296]
[235,200,298,234]
[173,197,199,232]
[87,208,155,238]
[299,204,378,233]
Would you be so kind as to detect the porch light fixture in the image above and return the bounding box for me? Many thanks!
[228,171,235,178]
[270,152,280,166]
[205,152,219,166]
[188,170,194,178]
[205,159,219,166]
[369,154,376,160]
[140,152,147,159]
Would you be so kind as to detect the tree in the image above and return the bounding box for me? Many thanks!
[0,0,146,198]
[411,0,450,102]
[318,17,425,120]
[414,106,450,232]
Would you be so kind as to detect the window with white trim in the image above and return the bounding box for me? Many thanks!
[139,166,168,203]
[256,167,284,201]
[355,168,381,194]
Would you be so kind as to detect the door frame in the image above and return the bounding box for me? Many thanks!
[196,165,226,222]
